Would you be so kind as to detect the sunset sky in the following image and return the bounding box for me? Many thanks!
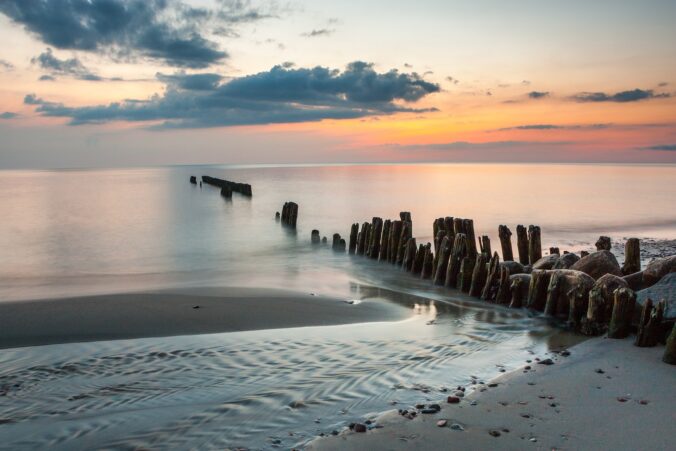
[1,0,675,168]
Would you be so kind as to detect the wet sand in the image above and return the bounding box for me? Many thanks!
[308,336,674,450]
[0,287,410,349]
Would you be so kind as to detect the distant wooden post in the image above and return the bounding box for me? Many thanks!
[433,236,452,286]
[403,238,417,271]
[635,299,665,347]
[311,230,321,245]
[458,256,476,293]
[549,247,559,255]
[421,244,434,279]
[433,230,447,271]
[463,219,478,258]
[528,225,542,264]
[580,250,589,258]
[349,223,359,254]
[189,176,197,184]
[607,288,636,339]
[411,243,426,275]
[368,217,383,259]
[622,238,640,275]
[516,225,529,265]
[332,233,342,251]
[479,235,491,257]
[396,221,412,265]
[469,253,488,297]
[281,202,298,227]
[388,220,403,264]
[379,220,391,261]
[357,222,369,255]
[595,236,611,251]
[498,225,514,261]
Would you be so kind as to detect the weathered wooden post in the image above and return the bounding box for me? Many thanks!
[463,219,478,258]
[311,230,321,245]
[396,221,412,265]
[516,225,529,265]
[357,222,369,255]
[368,217,383,259]
[189,176,197,184]
[495,266,511,304]
[433,230,447,268]
[481,252,501,301]
[508,275,531,308]
[275,211,280,221]
[388,220,403,264]
[433,236,452,286]
[379,220,392,261]
[595,236,611,251]
[526,270,551,311]
[663,323,676,364]
[544,271,564,317]
[412,243,426,276]
[458,256,476,293]
[281,202,298,227]
[469,253,488,297]
[528,225,542,264]
[220,186,232,198]
[607,288,636,339]
[349,223,359,254]
[635,299,665,347]
[446,233,468,288]
[479,235,491,257]
[433,218,445,249]
[498,225,514,261]
[622,238,640,275]
[549,247,559,255]
[403,238,417,271]
[332,233,342,251]
[580,250,589,258]
[421,244,434,279]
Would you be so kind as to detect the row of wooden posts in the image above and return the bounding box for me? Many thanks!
[312,212,674,364]
[197,175,253,197]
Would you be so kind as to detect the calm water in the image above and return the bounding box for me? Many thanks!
[0,163,674,449]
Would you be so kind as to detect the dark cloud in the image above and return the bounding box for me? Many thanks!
[24,61,440,128]
[498,123,610,131]
[39,75,56,81]
[0,0,279,68]
[528,91,549,99]
[31,48,102,81]
[642,144,676,151]
[0,59,14,70]
[0,112,18,119]
[302,28,335,37]
[572,89,670,102]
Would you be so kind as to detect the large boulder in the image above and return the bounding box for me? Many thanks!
[554,252,580,269]
[532,254,559,270]
[500,261,526,275]
[570,250,622,280]
[642,255,676,288]
[636,272,676,322]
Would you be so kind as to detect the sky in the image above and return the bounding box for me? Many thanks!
[0,0,675,169]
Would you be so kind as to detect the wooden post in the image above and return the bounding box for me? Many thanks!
[479,235,491,257]
[526,270,550,311]
[463,219,478,258]
[338,238,346,252]
[411,243,426,275]
[469,253,488,297]
[433,236,452,286]
[509,276,528,308]
[379,220,391,261]
[281,202,298,227]
[516,225,529,265]
[495,266,511,304]
[528,225,542,264]
[549,247,560,255]
[400,211,412,222]
[311,230,320,245]
[403,238,417,271]
[458,256,476,293]
[388,220,402,263]
[396,221,412,265]
[595,236,611,251]
[663,323,676,365]
[332,233,342,251]
[368,217,383,259]
[607,288,636,339]
[544,271,563,317]
[446,233,468,288]
[357,222,369,255]
[349,223,359,254]
[622,238,640,275]
[580,250,589,258]
[453,217,464,235]
[498,225,514,261]
[635,299,665,347]
[433,218,444,245]
[421,244,434,279]
[220,186,232,198]
[275,211,280,221]
[481,252,501,301]
[433,230,447,269]
[581,289,607,336]
[189,176,197,184]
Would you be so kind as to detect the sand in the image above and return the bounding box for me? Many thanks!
[0,286,410,349]
[308,336,675,450]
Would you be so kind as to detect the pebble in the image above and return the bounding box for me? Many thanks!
[538,358,554,365]
[437,420,448,427]
[524,366,531,370]
[192,305,200,309]
[530,437,538,442]
[331,430,339,436]
[489,430,501,437]
[617,397,628,403]
[454,391,465,397]
[447,396,460,404]
[488,383,498,388]
[639,400,649,405]
[560,350,571,357]
[451,423,464,431]
[470,400,477,406]
[595,369,605,374]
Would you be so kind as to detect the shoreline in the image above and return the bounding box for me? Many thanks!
[307,336,674,450]
[0,286,411,349]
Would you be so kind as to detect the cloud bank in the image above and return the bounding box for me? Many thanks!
[572,89,670,102]
[25,61,440,128]
[32,48,102,80]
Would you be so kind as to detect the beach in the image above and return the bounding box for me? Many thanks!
[309,336,674,450]
[0,287,410,349]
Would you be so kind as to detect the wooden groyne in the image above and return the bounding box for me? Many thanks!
[200,175,253,197]
[302,210,675,364]
[280,202,298,227]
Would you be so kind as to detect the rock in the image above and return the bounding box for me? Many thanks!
[451,423,464,431]
[554,252,580,269]
[642,255,676,288]
[453,391,464,397]
[489,430,501,437]
[570,250,623,280]
[437,420,448,427]
[636,272,676,321]
[596,236,612,251]
[538,358,554,365]
[532,254,559,270]
[501,261,526,274]
[447,396,460,404]
[353,423,367,433]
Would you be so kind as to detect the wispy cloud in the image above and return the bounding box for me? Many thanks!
[0,112,18,119]
[301,28,335,37]
[0,59,14,71]
[24,61,440,128]
[641,144,676,151]
[528,91,550,99]
[31,48,102,81]
[572,88,670,102]
[497,123,610,131]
